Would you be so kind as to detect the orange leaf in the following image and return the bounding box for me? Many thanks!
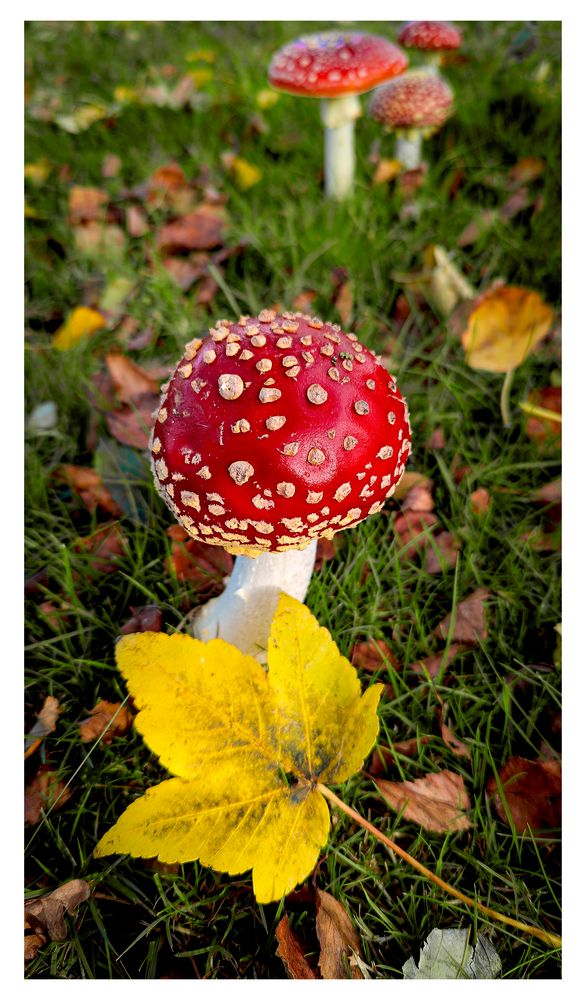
[79,699,133,744]
[105,353,160,402]
[487,757,561,833]
[316,889,363,979]
[276,915,317,979]
[68,185,108,224]
[433,588,490,644]
[461,286,553,373]
[55,464,122,517]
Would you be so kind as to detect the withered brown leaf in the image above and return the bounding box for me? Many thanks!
[316,889,363,980]
[375,771,471,833]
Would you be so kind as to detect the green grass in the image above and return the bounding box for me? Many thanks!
[25,20,561,979]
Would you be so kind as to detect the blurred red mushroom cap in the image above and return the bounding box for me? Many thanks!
[369,72,454,130]
[151,311,412,556]
[397,21,462,52]
[268,31,408,99]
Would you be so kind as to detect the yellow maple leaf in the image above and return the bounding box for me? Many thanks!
[461,286,553,373]
[52,306,106,351]
[94,594,382,903]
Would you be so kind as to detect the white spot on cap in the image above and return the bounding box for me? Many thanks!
[283,442,300,456]
[256,358,273,373]
[266,415,286,431]
[334,482,351,502]
[307,448,325,466]
[307,490,323,503]
[218,374,244,400]
[307,384,328,405]
[277,482,295,498]
[377,445,394,460]
[228,461,255,485]
[259,387,282,403]
[180,491,201,511]
[155,458,168,481]
[344,436,358,451]
[203,350,217,364]
[354,400,369,415]
[253,495,274,510]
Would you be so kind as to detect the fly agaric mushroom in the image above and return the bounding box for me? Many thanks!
[151,309,411,657]
[397,21,462,70]
[268,31,408,200]
[369,71,453,170]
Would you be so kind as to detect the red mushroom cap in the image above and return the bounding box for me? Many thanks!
[369,72,453,130]
[397,21,462,52]
[268,31,408,99]
[151,311,411,556]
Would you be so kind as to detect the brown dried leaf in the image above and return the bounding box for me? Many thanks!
[120,605,163,634]
[147,162,188,205]
[392,471,432,501]
[500,186,530,221]
[25,879,90,949]
[316,889,363,980]
[126,204,149,237]
[25,766,72,824]
[425,531,461,574]
[105,353,160,403]
[157,205,227,252]
[166,525,233,592]
[292,290,317,312]
[487,756,561,833]
[425,427,446,450]
[24,696,61,759]
[393,510,438,559]
[195,273,219,307]
[457,210,497,247]
[101,153,122,178]
[508,157,545,187]
[375,771,471,833]
[74,523,127,574]
[402,480,434,513]
[408,643,467,678]
[333,281,353,326]
[440,719,471,759]
[69,185,108,224]
[470,487,491,515]
[74,221,127,256]
[433,588,490,644]
[373,158,402,185]
[314,536,337,571]
[275,914,317,979]
[55,464,123,517]
[350,639,398,674]
[106,392,159,449]
[79,699,133,744]
[533,477,561,505]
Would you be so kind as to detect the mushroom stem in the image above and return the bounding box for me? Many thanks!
[395,130,423,170]
[193,540,318,661]
[320,94,362,200]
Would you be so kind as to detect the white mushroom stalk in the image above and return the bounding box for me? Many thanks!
[194,541,317,661]
[320,94,361,200]
[395,129,424,170]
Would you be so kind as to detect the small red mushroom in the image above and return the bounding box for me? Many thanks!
[268,31,407,200]
[397,21,462,69]
[369,71,453,169]
[151,309,411,656]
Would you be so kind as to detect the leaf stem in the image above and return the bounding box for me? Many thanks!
[500,369,515,428]
[317,783,561,949]
[518,400,562,424]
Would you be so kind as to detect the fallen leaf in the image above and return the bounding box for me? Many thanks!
[351,639,399,674]
[316,889,363,979]
[74,523,127,574]
[486,756,561,833]
[25,159,51,184]
[292,290,317,312]
[55,464,123,517]
[226,156,262,190]
[457,210,498,247]
[52,306,106,350]
[166,525,233,593]
[333,281,353,326]
[524,386,562,443]
[408,644,468,678]
[157,205,228,252]
[257,88,280,109]
[68,185,108,224]
[425,427,446,450]
[470,487,491,515]
[533,478,561,505]
[120,605,163,634]
[373,158,402,184]
[55,103,112,133]
[25,880,90,959]
[439,712,471,759]
[461,286,553,373]
[314,536,337,571]
[102,153,122,178]
[79,699,133,744]
[24,696,61,759]
[425,531,461,574]
[126,204,149,237]
[147,162,188,205]
[106,353,160,402]
[276,915,317,979]
[195,273,219,307]
[398,165,427,199]
[393,511,438,559]
[94,595,383,903]
[403,927,501,979]
[392,471,432,501]
[74,221,127,257]
[433,589,491,644]
[25,766,72,824]
[375,771,471,833]
[509,156,545,187]
[500,186,530,221]
[401,480,434,513]
[106,393,159,449]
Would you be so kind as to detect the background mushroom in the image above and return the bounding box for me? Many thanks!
[268,30,408,200]
[369,71,453,170]
[151,309,411,657]
[397,21,462,71]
